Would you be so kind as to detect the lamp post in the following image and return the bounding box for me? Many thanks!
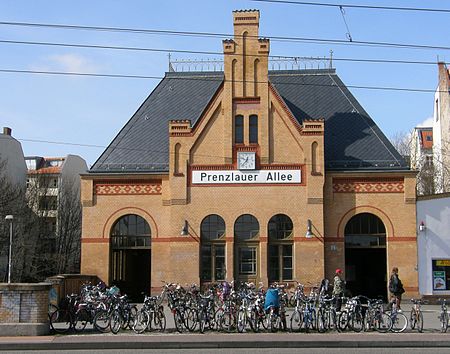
[5,215,13,283]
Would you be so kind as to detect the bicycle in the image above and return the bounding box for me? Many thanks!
[439,298,449,333]
[409,298,426,332]
[388,297,408,333]
[363,298,392,333]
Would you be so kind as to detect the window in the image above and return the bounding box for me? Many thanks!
[426,136,432,142]
[249,115,258,144]
[39,196,57,210]
[432,260,450,291]
[239,247,257,275]
[234,214,259,241]
[110,214,151,249]
[235,214,259,279]
[268,214,293,282]
[436,99,439,122]
[235,115,244,144]
[200,215,226,282]
[344,213,386,248]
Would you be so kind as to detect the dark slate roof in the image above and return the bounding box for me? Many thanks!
[91,69,407,173]
[91,72,223,173]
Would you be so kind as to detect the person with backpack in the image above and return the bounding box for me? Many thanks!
[389,267,405,311]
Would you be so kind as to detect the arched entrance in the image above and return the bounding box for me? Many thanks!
[110,214,151,301]
[344,213,387,299]
[234,214,260,284]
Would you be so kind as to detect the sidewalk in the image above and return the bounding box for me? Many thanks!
[1,332,450,350]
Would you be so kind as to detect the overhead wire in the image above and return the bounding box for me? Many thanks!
[249,0,450,13]
[1,38,449,66]
[1,20,450,51]
[0,67,447,94]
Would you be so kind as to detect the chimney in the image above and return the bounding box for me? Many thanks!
[3,127,12,136]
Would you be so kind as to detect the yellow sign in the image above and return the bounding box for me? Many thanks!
[436,260,450,267]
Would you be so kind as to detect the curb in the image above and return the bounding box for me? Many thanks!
[1,337,450,350]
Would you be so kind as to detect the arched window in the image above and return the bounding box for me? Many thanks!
[234,214,259,280]
[249,115,258,144]
[268,214,293,282]
[345,213,386,248]
[111,214,151,248]
[311,141,319,174]
[235,214,259,241]
[174,143,181,175]
[235,115,244,144]
[200,215,226,282]
[254,59,259,96]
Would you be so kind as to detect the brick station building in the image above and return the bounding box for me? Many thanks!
[81,10,418,299]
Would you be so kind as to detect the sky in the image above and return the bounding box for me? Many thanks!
[0,0,448,167]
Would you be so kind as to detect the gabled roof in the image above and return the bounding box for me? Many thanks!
[91,69,407,173]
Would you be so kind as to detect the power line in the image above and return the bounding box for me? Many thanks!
[1,136,402,167]
[1,38,448,67]
[250,0,450,13]
[2,20,450,52]
[0,67,446,94]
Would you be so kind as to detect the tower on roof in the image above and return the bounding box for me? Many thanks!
[223,10,269,98]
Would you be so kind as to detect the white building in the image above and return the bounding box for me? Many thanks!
[417,193,450,295]
[0,127,27,186]
[432,62,450,193]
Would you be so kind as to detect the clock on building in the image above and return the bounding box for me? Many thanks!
[238,152,256,170]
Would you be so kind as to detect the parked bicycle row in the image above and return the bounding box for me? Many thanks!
[48,280,450,334]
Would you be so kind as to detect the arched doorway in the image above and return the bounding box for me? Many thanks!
[200,214,226,284]
[268,214,294,283]
[110,214,151,301]
[344,213,387,299]
[234,214,259,284]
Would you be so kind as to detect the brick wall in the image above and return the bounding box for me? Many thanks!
[0,283,51,324]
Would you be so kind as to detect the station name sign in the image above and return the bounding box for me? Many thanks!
[191,169,302,185]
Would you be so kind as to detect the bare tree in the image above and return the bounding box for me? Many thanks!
[0,156,82,282]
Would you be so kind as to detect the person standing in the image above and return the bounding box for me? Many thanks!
[333,268,345,311]
[389,267,405,311]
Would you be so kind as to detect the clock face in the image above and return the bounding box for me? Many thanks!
[238,152,256,170]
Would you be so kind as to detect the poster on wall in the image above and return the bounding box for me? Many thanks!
[433,271,447,291]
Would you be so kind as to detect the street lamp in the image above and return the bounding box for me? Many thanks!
[305,219,314,238]
[5,215,13,283]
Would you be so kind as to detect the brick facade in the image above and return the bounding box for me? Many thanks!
[81,10,418,298]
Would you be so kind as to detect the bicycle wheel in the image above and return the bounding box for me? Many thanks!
[290,310,302,332]
[440,311,448,333]
[391,312,408,333]
[409,309,417,330]
[73,308,89,332]
[350,311,364,333]
[199,310,207,333]
[221,310,237,333]
[269,310,278,333]
[417,311,423,333]
[153,309,166,332]
[174,310,185,333]
[237,309,246,333]
[93,310,111,333]
[49,308,72,334]
[124,305,138,330]
[132,310,149,334]
[374,312,392,333]
[317,308,327,333]
[337,311,349,332]
[110,309,122,334]
[214,308,225,332]
[185,308,198,332]
[250,308,259,333]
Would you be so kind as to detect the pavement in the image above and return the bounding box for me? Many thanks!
[1,304,450,350]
